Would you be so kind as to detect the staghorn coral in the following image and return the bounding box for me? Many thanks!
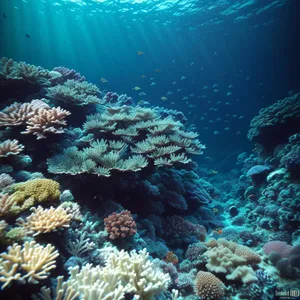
[21,106,71,139]
[0,139,24,158]
[0,241,59,288]
[8,179,60,215]
[48,105,205,176]
[194,271,225,300]
[32,275,80,300]
[63,248,170,300]
[104,210,137,240]
[18,205,73,236]
[46,79,101,106]
[248,93,300,153]
[0,194,15,217]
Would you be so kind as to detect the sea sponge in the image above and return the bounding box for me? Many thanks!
[194,271,225,300]
[8,179,60,215]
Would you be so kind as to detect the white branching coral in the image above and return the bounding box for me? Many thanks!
[0,139,24,158]
[43,248,170,300]
[0,241,59,288]
[19,205,72,236]
[48,105,205,176]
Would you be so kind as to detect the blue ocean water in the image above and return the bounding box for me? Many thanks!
[0,0,300,299]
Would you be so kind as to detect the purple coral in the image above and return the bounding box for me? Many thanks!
[53,66,86,83]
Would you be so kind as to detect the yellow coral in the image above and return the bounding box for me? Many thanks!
[20,205,72,236]
[0,241,59,288]
[8,179,60,215]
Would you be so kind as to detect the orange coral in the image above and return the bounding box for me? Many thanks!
[165,251,179,265]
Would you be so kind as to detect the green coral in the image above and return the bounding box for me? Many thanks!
[8,179,60,215]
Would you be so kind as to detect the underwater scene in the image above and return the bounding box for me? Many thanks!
[0,0,300,299]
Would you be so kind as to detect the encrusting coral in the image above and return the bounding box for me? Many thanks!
[0,241,59,288]
[6,179,60,215]
[204,238,261,283]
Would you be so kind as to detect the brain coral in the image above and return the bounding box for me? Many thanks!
[248,93,300,153]
[194,271,225,300]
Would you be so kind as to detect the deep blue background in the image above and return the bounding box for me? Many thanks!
[0,0,299,167]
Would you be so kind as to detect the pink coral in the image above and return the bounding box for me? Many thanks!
[0,100,70,139]
[263,241,292,258]
[0,139,24,157]
[104,210,137,240]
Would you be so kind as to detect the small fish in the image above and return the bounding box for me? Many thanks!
[228,84,234,88]
[180,76,186,80]
[177,89,181,92]
[190,62,194,66]
[137,51,144,55]
[172,81,176,85]
[100,78,108,83]
[141,75,146,78]
[155,69,161,72]
[226,92,232,96]
[166,91,173,96]
[132,86,141,91]
[172,60,175,63]
[221,72,226,76]
[213,89,219,93]
[139,92,146,96]
[203,86,208,90]
[161,97,167,101]
[150,77,154,81]
[2,13,8,18]
[212,207,219,213]
[25,33,31,38]
[213,228,223,235]
[150,82,156,86]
